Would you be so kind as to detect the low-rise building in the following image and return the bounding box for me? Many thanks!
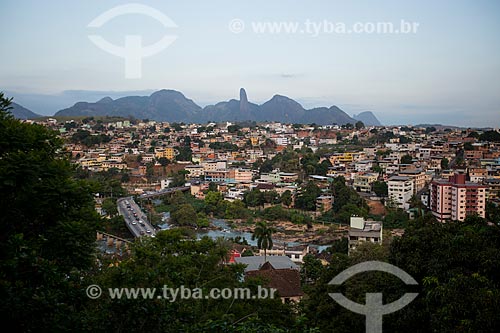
[184,165,204,179]
[468,168,487,183]
[398,168,427,194]
[348,216,383,254]
[485,178,500,200]
[245,261,303,303]
[316,195,334,212]
[234,168,253,183]
[353,172,378,193]
[354,160,373,172]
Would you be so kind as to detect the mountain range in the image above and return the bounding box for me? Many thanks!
[13,88,382,125]
[9,102,42,120]
[353,111,381,126]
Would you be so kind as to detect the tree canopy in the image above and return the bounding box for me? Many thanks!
[0,93,101,330]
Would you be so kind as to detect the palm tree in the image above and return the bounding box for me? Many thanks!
[251,221,276,263]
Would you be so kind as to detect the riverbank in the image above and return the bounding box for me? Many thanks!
[224,219,346,246]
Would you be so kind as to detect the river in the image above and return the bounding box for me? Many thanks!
[159,218,331,253]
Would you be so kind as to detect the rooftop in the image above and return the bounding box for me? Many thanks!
[245,262,303,298]
[234,256,298,272]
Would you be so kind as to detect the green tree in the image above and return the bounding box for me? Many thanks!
[120,172,130,183]
[208,181,218,192]
[171,203,197,226]
[157,156,169,166]
[294,182,321,211]
[0,93,100,331]
[227,124,241,133]
[259,159,274,173]
[479,130,500,142]
[337,203,368,224]
[225,200,250,219]
[372,165,383,173]
[464,142,474,151]
[263,190,280,205]
[467,131,479,138]
[101,197,118,216]
[243,188,264,207]
[326,237,348,254]
[425,126,436,133]
[281,190,293,207]
[175,146,192,161]
[372,180,388,197]
[204,191,224,215]
[251,221,276,263]
[355,120,365,130]
[388,216,500,332]
[400,154,413,164]
[440,157,449,170]
[171,122,183,131]
[383,208,409,228]
[331,176,368,214]
[301,254,324,284]
[486,201,500,226]
[87,230,295,331]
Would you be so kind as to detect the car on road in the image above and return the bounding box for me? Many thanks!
[140,230,145,235]
[132,221,137,225]
[146,229,151,233]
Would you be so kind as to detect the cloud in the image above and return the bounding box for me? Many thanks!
[279,73,301,79]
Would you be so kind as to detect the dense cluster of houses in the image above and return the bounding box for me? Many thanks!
[33,118,500,222]
[29,117,500,301]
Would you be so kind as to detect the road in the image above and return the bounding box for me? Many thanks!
[138,186,190,199]
[117,186,190,238]
[117,197,156,238]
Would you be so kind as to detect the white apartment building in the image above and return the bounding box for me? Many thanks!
[387,176,414,210]
[354,160,373,172]
[274,136,289,146]
[398,168,428,195]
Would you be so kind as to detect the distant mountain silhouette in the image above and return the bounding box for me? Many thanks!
[56,90,201,122]
[304,106,354,125]
[257,94,305,122]
[55,88,382,125]
[9,102,42,119]
[353,111,381,126]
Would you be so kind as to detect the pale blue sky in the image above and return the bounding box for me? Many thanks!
[1,0,499,126]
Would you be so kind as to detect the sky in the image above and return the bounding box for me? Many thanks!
[1,0,499,126]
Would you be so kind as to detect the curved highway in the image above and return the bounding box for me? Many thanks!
[117,197,156,238]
